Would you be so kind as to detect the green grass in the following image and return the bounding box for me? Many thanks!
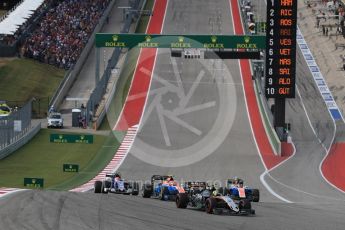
[0,58,65,101]
[98,117,111,130]
[0,0,155,190]
[99,0,154,129]
[0,58,65,115]
[0,129,123,190]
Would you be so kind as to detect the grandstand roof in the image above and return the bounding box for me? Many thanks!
[0,0,45,35]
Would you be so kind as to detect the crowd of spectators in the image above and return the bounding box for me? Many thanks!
[21,0,110,69]
[0,0,53,46]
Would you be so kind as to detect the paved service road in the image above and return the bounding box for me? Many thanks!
[1,1,345,229]
[58,0,131,126]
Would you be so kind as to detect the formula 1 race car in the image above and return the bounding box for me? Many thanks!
[227,178,260,202]
[142,175,185,200]
[176,181,256,215]
[94,173,139,195]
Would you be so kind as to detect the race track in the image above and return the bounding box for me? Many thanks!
[117,0,271,200]
[1,189,345,230]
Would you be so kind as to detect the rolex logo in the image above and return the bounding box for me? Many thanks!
[69,165,72,169]
[80,135,84,140]
[145,35,152,42]
[112,35,119,42]
[178,36,184,43]
[59,135,63,139]
[244,36,250,43]
[211,36,217,43]
[32,179,36,184]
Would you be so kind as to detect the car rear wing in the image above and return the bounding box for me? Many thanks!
[105,173,115,178]
[151,175,173,182]
[105,173,123,179]
[184,181,207,189]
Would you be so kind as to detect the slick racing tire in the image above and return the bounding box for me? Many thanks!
[205,198,217,214]
[104,180,111,189]
[132,182,139,196]
[101,181,109,194]
[239,199,252,211]
[252,189,260,202]
[176,193,189,208]
[142,183,152,198]
[94,181,102,193]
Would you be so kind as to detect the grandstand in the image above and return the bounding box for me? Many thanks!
[0,0,22,10]
[0,0,44,35]
[0,0,52,56]
[22,0,111,69]
[0,0,111,68]
[0,0,125,158]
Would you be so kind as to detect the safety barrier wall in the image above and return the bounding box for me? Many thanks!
[0,99,38,158]
[239,0,281,155]
[49,0,117,110]
[88,0,142,129]
[94,0,147,130]
[0,122,40,160]
[296,27,344,121]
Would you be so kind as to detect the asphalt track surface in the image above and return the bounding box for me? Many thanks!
[1,0,345,229]
[117,0,270,198]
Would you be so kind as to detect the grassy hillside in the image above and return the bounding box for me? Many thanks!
[0,129,122,190]
[0,58,65,115]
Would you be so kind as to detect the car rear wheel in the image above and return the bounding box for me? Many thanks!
[94,181,102,193]
[176,193,189,208]
[132,182,139,195]
[239,199,251,211]
[205,198,216,214]
[252,189,260,202]
[142,183,152,198]
[101,181,108,194]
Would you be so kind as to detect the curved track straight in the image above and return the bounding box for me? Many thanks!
[117,0,273,199]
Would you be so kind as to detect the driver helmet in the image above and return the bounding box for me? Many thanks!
[115,172,121,178]
[233,176,239,184]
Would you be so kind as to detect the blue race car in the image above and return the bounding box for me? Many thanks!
[94,173,139,195]
[142,175,185,200]
[226,178,260,202]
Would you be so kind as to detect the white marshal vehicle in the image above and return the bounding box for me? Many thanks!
[47,112,63,128]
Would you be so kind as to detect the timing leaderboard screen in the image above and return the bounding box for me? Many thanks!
[265,0,297,98]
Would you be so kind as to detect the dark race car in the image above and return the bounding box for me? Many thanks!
[94,173,139,195]
[142,175,185,200]
[176,181,256,215]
